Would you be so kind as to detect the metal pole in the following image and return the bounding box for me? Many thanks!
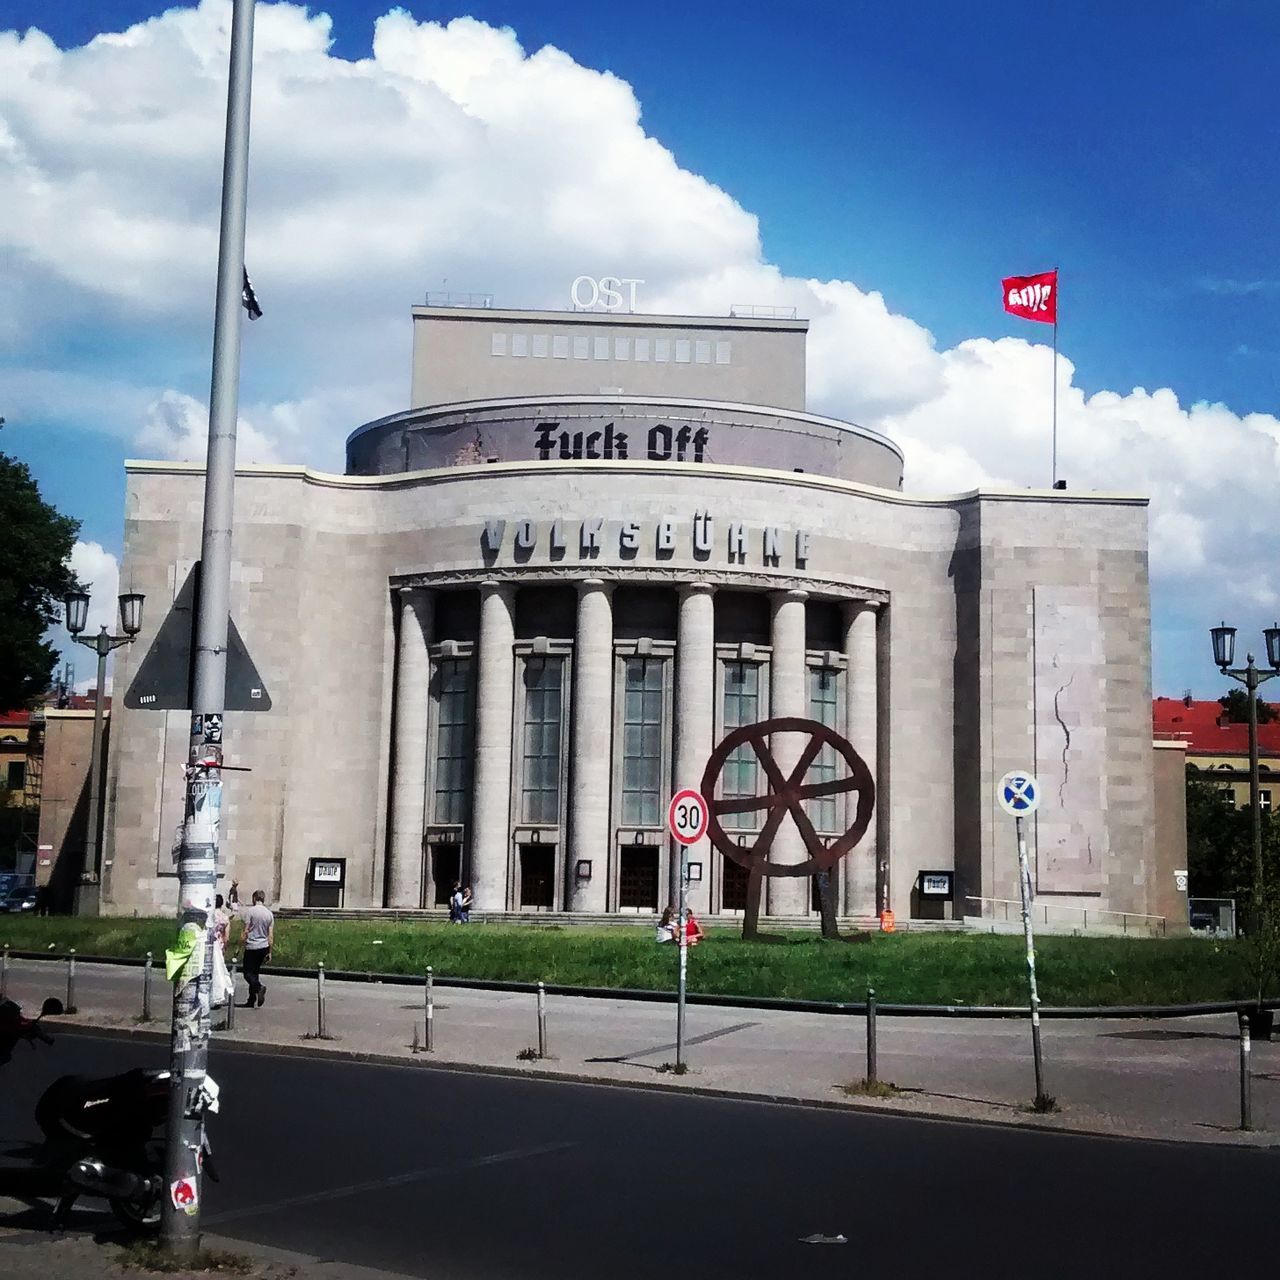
[676,845,689,1069]
[1239,1012,1253,1131]
[0,945,8,1001]
[425,967,434,1052]
[80,640,109,913]
[316,962,327,1039]
[1051,319,1058,488]
[227,961,237,1031]
[1015,815,1046,1105]
[1247,660,1264,914]
[866,987,878,1085]
[163,0,256,1259]
[142,952,154,1022]
[66,949,77,1014]
[537,981,547,1059]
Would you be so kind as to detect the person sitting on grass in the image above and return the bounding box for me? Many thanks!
[655,906,677,943]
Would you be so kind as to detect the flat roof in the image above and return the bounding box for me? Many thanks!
[411,305,808,333]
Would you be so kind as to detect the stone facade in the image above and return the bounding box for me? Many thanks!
[101,303,1162,926]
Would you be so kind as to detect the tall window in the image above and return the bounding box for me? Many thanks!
[621,658,664,825]
[722,661,760,829]
[807,666,840,831]
[521,659,564,824]
[432,659,473,824]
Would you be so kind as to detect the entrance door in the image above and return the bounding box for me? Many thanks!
[722,857,748,912]
[430,844,461,908]
[519,844,555,910]
[618,846,659,912]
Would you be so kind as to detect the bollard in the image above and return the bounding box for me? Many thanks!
[1239,1012,1253,1131]
[227,961,237,1031]
[142,952,154,1022]
[537,981,548,1059]
[1,944,8,1002]
[317,962,328,1039]
[425,967,435,1052]
[866,987,878,1085]
[66,949,78,1015]
[412,1023,421,1054]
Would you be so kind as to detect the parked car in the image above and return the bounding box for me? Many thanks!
[0,884,38,913]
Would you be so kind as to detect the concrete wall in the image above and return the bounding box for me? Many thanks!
[1152,739,1190,932]
[105,458,1155,923]
[346,396,904,490]
[409,308,808,411]
[35,710,100,912]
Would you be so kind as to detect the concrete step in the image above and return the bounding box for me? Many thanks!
[274,906,966,931]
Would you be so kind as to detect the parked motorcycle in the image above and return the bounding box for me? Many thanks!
[0,997,219,1230]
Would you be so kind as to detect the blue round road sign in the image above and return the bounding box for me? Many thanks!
[997,770,1040,816]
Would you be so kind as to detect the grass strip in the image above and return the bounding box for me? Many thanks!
[0,917,1250,1007]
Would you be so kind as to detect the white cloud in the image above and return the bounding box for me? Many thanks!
[3,2,1280,692]
[66,540,121,633]
[133,389,283,464]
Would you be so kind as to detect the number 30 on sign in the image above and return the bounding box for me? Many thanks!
[667,789,709,845]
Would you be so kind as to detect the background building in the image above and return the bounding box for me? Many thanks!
[102,297,1173,929]
[1154,695,1280,809]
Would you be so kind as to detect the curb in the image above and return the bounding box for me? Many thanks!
[49,1018,1279,1153]
[5,950,1275,1020]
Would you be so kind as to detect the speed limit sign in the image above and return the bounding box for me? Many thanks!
[667,788,709,845]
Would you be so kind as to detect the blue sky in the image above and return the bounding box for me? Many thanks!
[3,1,1279,695]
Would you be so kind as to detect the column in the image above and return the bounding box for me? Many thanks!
[387,587,432,909]
[767,589,809,917]
[471,581,515,912]
[843,601,879,918]
[568,579,614,912]
[674,583,715,913]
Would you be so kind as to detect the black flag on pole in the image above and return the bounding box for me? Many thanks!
[241,268,263,320]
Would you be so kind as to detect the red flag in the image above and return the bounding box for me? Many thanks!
[1002,270,1057,324]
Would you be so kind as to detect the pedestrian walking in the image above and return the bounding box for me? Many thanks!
[449,882,464,924]
[211,893,234,1010]
[237,889,274,1007]
[460,884,473,923]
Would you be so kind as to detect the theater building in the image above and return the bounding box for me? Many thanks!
[103,296,1166,927]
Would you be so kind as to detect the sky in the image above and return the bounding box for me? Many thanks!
[2,0,1278,697]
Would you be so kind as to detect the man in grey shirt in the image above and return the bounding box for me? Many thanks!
[237,888,274,1008]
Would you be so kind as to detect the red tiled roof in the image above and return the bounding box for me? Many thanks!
[1153,697,1280,756]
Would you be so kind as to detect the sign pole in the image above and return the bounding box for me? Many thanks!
[667,787,707,1073]
[1015,812,1046,1104]
[162,0,256,1260]
[676,844,689,1070]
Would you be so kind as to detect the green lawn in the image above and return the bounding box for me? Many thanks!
[0,916,1255,1007]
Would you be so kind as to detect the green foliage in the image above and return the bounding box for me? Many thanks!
[0,917,1261,1006]
[0,448,80,709]
[1218,688,1276,724]
[1185,776,1280,899]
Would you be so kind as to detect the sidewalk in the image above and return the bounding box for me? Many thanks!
[3,956,1277,1145]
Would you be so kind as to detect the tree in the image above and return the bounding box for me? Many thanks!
[1185,774,1280,899]
[1218,688,1276,725]
[0,443,81,709]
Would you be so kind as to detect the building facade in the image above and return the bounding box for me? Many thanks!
[103,301,1164,925]
[1154,694,1280,810]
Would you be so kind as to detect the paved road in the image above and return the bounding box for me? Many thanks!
[2,1033,1278,1279]
[3,957,1277,1141]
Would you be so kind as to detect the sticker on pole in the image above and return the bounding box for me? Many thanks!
[998,771,1040,817]
[667,788,709,845]
[170,1177,199,1215]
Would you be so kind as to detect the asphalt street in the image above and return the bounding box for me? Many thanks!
[2,1032,1278,1279]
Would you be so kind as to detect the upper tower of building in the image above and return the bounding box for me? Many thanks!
[346,295,904,490]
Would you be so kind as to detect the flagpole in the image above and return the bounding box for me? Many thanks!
[1051,317,1058,488]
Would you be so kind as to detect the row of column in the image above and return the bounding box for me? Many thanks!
[386,580,880,916]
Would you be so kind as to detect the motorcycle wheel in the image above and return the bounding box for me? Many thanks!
[110,1188,162,1232]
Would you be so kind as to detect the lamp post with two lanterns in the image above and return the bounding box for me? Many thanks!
[64,588,145,912]
[1210,621,1280,917]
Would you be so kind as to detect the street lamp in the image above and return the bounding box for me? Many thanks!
[65,588,145,910]
[1210,621,1280,917]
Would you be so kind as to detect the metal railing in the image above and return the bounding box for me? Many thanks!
[964,895,1167,937]
[423,291,493,309]
[729,303,798,319]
